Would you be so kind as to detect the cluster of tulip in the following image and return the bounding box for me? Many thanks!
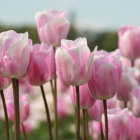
[1,9,140,140]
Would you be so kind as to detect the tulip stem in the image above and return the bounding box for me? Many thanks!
[21,123,27,140]
[100,122,105,140]
[76,86,80,140]
[124,101,127,108]
[53,47,58,140]
[40,85,53,140]
[12,78,20,140]
[0,90,10,140]
[103,100,108,140]
[50,80,54,97]
[82,109,86,140]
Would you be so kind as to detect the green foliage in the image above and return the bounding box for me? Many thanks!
[0,24,118,52]
[0,116,88,140]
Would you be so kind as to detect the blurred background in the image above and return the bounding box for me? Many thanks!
[1,0,140,51]
[0,0,140,139]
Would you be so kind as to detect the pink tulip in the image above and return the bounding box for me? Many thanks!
[89,121,101,140]
[119,25,140,59]
[56,38,94,86]
[89,100,104,122]
[57,77,69,93]
[19,78,34,93]
[126,67,140,84]
[117,68,138,101]
[27,43,55,86]
[35,9,70,46]
[70,84,95,109]
[130,86,140,118]
[102,108,130,140]
[20,119,32,134]
[57,96,69,118]
[0,75,11,90]
[89,97,116,122]
[88,50,122,100]
[0,30,31,78]
[135,58,140,71]
[6,95,30,122]
[110,49,131,67]
[128,112,140,140]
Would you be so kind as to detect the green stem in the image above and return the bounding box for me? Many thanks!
[40,85,53,140]
[53,47,58,140]
[50,80,54,97]
[54,72,57,140]
[12,78,20,140]
[76,86,80,140]
[21,123,27,140]
[100,122,105,140]
[0,90,10,140]
[103,100,108,140]
[82,109,86,140]
[124,101,127,108]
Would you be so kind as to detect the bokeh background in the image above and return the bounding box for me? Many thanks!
[0,0,140,139]
[1,0,140,52]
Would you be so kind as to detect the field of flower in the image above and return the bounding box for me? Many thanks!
[0,8,140,140]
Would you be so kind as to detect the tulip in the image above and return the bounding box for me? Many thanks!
[0,76,11,90]
[6,95,30,123]
[57,96,69,118]
[56,38,94,140]
[70,84,95,109]
[88,50,122,100]
[126,67,140,84]
[27,42,55,86]
[135,58,140,71]
[26,42,54,140]
[70,84,96,139]
[89,97,116,122]
[102,108,130,140]
[57,77,69,93]
[110,48,131,67]
[130,86,140,118]
[0,75,11,140]
[128,112,140,140]
[117,68,138,102]
[89,121,101,140]
[35,9,70,46]
[0,30,31,140]
[0,30,31,78]
[56,38,94,86]
[20,120,32,134]
[19,78,34,93]
[119,25,140,59]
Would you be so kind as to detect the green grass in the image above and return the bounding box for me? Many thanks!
[0,116,82,140]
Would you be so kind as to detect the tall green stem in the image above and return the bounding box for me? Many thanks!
[100,122,105,140]
[12,78,20,140]
[85,109,89,140]
[82,109,86,140]
[54,72,57,140]
[76,86,80,140]
[124,101,127,108]
[0,90,10,140]
[103,100,108,140]
[53,47,58,140]
[21,123,27,140]
[50,80,54,97]
[40,85,53,140]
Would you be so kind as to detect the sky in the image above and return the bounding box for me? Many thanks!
[0,0,140,29]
